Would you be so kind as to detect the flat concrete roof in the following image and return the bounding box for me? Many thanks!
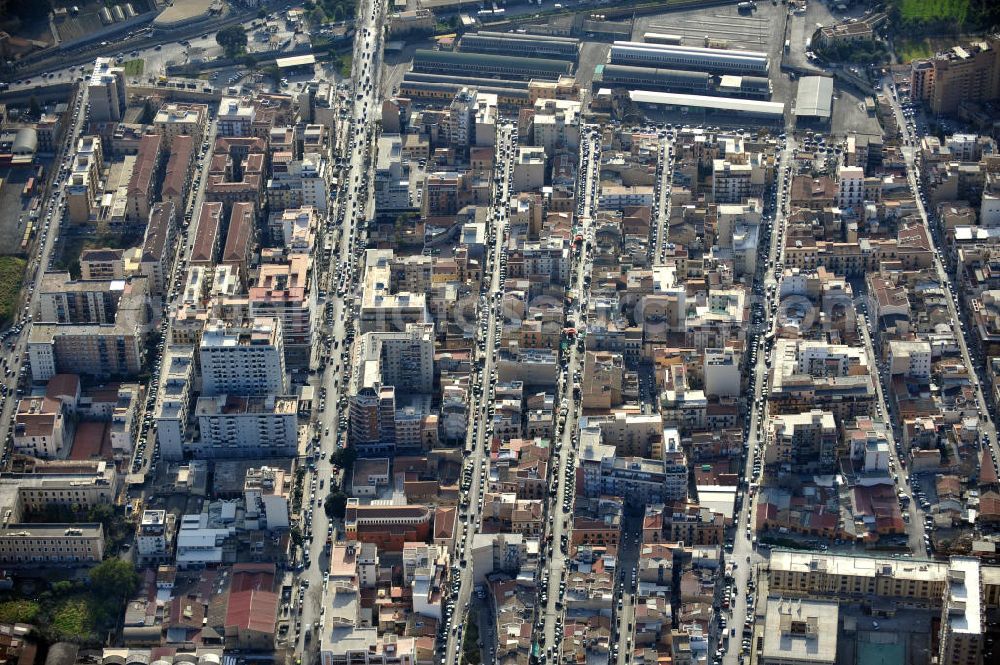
[795,76,834,118]
[629,90,785,117]
[276,54,317,68]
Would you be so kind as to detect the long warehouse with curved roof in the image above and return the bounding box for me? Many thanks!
[595,64,711,94]
[610,41,769,75]
[412,50,574,80]
[459,31,580,60]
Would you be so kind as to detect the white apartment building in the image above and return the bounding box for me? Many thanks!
[511,146,546,193]
[703,347,741,397]
[375,135,413,211]
[244,466,290,531]
[194,395,299,458]
[88,57,126,122]
[267,153,331,212]
[837,165,865,213]
[712,159,755,203]
[888,340,932,379]
[473,91,498,147]
[200,317,287,397]
[156,346,196,461]
[217,96,255,137]
[532,98,581,152]
[598,185,655,210]
[355,323,436,394]
[137,509,175,564]
[152,103,208,148]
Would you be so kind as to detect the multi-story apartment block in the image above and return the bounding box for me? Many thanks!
[193,394,299,458]
[244,466,290,531]
[88,57,126,122]
[13,396,66,458]
[359,250,430,334]
[139,201,178,297]
[249,255,315,367]
[217,97,255,137]
[152,103,209,148]
[712,159,757,203]
[136,509,176,565]
[375,134,414,212]
[910,38,1000,115]
[354,323,436,394]
[27,278,150,382]
[837,165,865,214]
[532,98,580,152]
[511,145,547,193]
[703,347,741,397]
[38,271,129,325]
[579,418,687,506]
[162,134,195,214]
[267,153,331,212]
[887,340,933,379]
[65,135,104,224]
[581,351,624,410]
[765,409,838,471]
[155,346,196,461]
[939,558,984,665]
[769,339,876,419]
[126,133,163,224]
[200,317,287,397]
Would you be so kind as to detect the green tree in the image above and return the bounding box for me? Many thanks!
[331,445,357,470]
[89,559,139,601]
[87,503,116,528]
[216,25,248,58]
[257,7,268,18]
[325,491,348,519]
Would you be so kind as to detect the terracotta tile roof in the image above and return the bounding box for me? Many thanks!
[163,134,194,197]
[225,589,277,635]
[434,506,456,540]
[222,202,255,265]
[191,202,224,264]
[128,133,161,196]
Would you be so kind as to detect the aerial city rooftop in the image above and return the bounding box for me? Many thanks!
[0,1,998,665]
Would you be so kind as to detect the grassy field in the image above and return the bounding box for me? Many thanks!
[50,596,95,640]
[0,256,26,328]
[123,59,144,76]
[336,53,352,78]
[898,0,970,23]
[0,600,40,624]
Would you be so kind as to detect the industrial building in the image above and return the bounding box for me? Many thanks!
[628,90,785,123]
[595,64,710,95]
[458,31,580,61]
[794,76,834,122]
[412,50,574,81]
[610,41,770,75]
[594,64,772,99]
[399,73,531,107]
